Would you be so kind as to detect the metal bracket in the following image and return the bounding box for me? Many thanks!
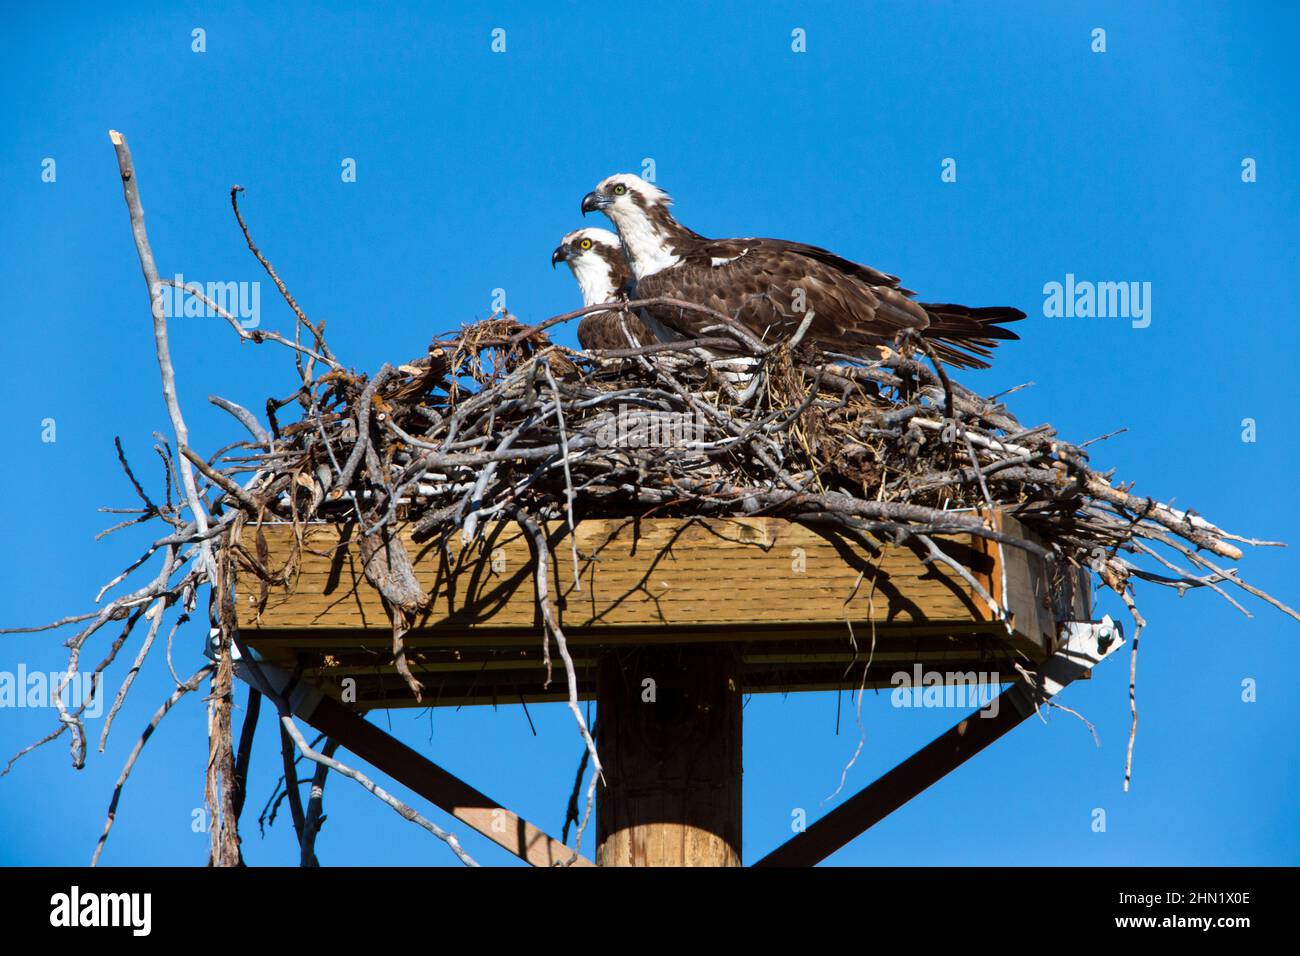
[218,632,324,721]
[1005,615,1125,718]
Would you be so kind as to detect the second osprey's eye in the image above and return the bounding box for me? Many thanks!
[612,184,627,195]
[579,238,593,250]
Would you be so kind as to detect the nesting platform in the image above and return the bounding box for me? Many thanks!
[234,512,1090,708]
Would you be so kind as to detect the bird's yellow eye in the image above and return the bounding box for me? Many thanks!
[612,184,627,195]
[579,238,592,250]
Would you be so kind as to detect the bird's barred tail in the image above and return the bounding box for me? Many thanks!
[918,303,1025,370]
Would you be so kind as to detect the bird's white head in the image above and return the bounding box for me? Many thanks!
[582,173,672,216]
[581,174,687,280]
[551,227,630,307]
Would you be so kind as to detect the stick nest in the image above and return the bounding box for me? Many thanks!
[225,313,1285,625]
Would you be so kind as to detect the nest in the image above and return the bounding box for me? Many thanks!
[223,312,1281,624]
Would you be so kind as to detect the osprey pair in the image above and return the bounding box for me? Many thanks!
[552,173,1023,368]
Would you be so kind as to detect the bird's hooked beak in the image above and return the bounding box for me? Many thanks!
[550,244,568,269]
[581,189,610,215]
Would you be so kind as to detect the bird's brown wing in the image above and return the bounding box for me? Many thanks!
[639,237,1021,369]
[576,310,652,351]
[639,238,926,349]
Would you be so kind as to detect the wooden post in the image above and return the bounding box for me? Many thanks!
[595,644,743,866]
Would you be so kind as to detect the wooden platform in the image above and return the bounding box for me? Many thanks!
[233,514,1089,708]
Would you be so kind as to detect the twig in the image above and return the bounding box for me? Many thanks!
[108,130,214,578]
[91,664,213,866]
[279,715,478,866]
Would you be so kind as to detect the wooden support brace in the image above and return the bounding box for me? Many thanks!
[232,655,593,867]
[753,617,1124,867]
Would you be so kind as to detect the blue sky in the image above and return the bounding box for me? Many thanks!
[1,1,1297,866]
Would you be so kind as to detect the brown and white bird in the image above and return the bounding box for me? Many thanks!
[551,227,654,351]
[581,174,1023,369]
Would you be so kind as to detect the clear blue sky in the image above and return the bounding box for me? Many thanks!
[1,1,1296,866]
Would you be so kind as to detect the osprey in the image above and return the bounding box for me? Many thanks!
[581,174,1024,369]
[551,227,654,351]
